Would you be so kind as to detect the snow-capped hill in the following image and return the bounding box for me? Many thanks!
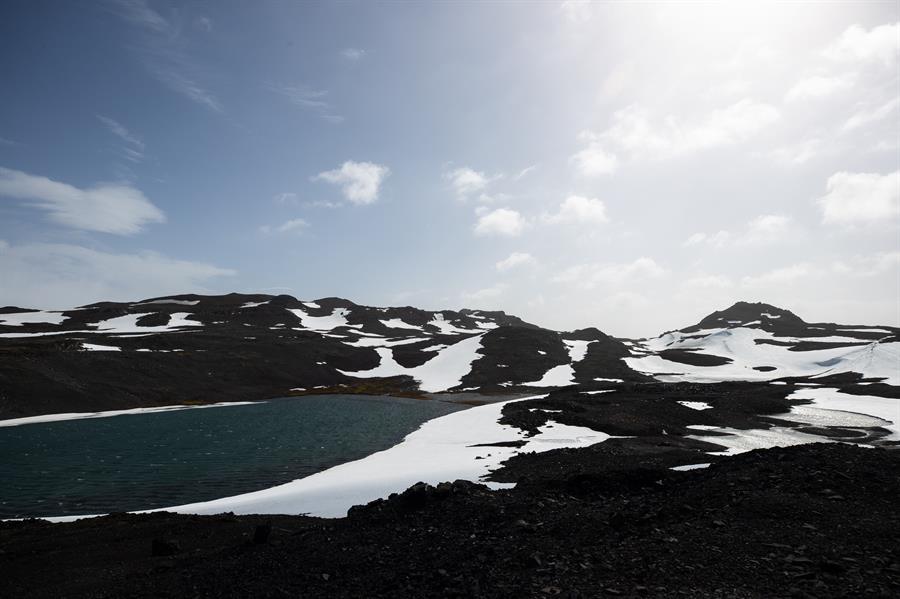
[0,293,640,418]
[626,302,900,385]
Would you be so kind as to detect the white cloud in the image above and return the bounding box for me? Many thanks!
[842,97,900,132]
[824,22,900,67]
[341,48,366,60]
[473,208,526,237]
[444,167,502,199]
[684,214,792,247]
[817,170,900,226]
[570,131,618,176]
[260,218,309,235]
[552,257,665,289]
[313,161,390,205]
[0,167,165,235]
[543,195,608,225]
[496,252,537,271]
[96,115,145,163]
[784,75,853,102]
[593,99,780,162]
[0,241,234,309]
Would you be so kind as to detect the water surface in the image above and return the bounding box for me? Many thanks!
[0,395,464,518]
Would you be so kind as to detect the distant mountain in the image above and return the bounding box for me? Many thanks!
[0,293,645,419]
[626,301,899,386]
[1,296,896,419]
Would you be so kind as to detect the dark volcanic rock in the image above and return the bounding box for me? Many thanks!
[2,444,898,598]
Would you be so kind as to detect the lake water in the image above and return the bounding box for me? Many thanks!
[0,395,465,519]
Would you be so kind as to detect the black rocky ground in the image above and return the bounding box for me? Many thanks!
[2,443,898,598]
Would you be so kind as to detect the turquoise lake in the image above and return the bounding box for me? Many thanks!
[0,395,465,519]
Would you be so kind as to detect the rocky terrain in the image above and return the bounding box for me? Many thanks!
[2,442,898,598]
[1,295,896,420]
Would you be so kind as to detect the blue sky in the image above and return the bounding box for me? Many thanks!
[1,0,898,336]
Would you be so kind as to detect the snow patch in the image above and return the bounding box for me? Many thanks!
[0,311,69,326]
[563,339,591,362]
[82,343,121,352]
[288,307,351,332]
[523,364,575,387]
[339,334,485,392]
[379,318,423,331]
[135,299,199,306]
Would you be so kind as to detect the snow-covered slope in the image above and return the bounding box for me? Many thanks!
[626,302,899,385]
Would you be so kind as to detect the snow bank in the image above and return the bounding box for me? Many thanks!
[678,401,712,410]
[0,401,258,428]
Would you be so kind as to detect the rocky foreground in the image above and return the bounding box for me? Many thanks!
[2,443,898,598]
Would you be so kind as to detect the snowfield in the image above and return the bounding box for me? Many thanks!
[626,327,899,384]
[339,334,485,392]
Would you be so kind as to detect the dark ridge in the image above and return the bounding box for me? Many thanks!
[686,301,806,332]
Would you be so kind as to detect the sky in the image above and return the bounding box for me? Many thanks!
[0,0,898,337]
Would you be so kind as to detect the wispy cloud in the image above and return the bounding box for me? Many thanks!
[341,48,366,61]
[0,136,19,147]
[260,218,310,235]
[109,0,223,113]
[97,115,145,163]
[496,252,537,272]
[0,240,234,309]
[270,83,344,123]
[684,214,794,248]
[0,166,165,235]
